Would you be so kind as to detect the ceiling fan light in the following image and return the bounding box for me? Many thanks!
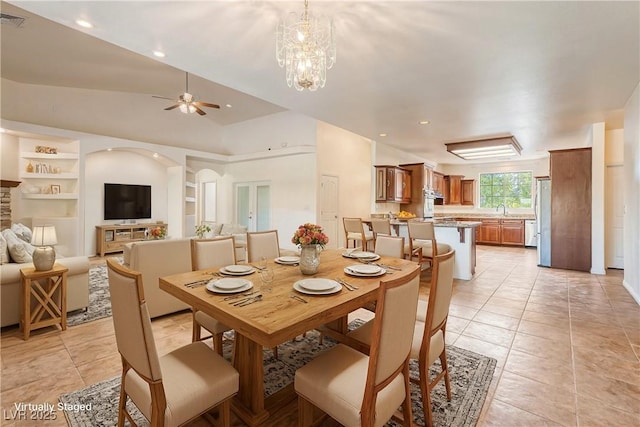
[179,103,189,114]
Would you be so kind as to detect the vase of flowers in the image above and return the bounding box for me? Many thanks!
[291,223,329,275]
[194,223,211,239]
[149,226,166,240]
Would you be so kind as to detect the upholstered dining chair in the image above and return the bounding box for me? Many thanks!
[106,259,239,427]
[370,218,392,240]
[374,234,405,259]
[343,217,375,250]
[246,230,280,263]
[348,249,456,427]
[406,220,451,270]
[190,237,235,354]
[295,265,421,427]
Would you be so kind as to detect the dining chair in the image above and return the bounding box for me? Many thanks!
[374,234,405,259]
[190,237,235,354]
[106,259,239,427]
[370,217,392,240]
[406,220,451,270]
[343,217,374,250]
[348,249,456,427]
[246,230,280,263]
[294,265,421,427]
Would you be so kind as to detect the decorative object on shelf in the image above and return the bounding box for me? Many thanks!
[149,226,166,240]
[276,0,336,91]
[32,225,57,271]
[194,223,211,238]
[291,223,328,275]
[21,184,41,194]
[26,161,34,173]
[50,184,61,194]
[35,145,58,154]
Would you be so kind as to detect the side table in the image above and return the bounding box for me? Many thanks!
[20,263,69,340]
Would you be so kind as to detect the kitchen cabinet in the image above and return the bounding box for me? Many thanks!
[399,163,430,217]
[466,217,524,246]
[433,171,445,197]
[550,148,591,271]
[375,166,411,203]
[444,175,464,205]
[461,179,475,205]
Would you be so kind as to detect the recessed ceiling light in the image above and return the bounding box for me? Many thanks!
[379,133,387,137]
[419,120,430,125]
[225,104,232,108]
[0,128,6,133]
[107,148,112,152]
[153,153,159,158]
[153,50,166,58]
[75,19,93,28]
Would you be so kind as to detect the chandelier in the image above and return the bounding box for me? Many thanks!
[276,0,336,91]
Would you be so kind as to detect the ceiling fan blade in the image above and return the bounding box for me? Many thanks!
[194,105,207,115]
[153,95,174,101]
[164,104,180,111]
[194,101,220,109]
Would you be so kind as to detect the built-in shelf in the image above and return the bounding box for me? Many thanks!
[19,173,78,180]
[20,152,79,160]
[185,182,196,188]
[21,193,78,200]
[185,197,196,203]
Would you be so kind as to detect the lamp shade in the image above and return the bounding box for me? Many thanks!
[32,225,57,247]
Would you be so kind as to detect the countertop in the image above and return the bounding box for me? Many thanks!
[435,213,535,220]
[388,219,481,228]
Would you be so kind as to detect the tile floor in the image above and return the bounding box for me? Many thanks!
[1,246,638,426]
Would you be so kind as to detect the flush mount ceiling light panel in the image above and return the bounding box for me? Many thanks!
[445,135,522,160]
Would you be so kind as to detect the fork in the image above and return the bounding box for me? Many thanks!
[231,294,262,306]
[335,278,358,291]
[236,295,263,307]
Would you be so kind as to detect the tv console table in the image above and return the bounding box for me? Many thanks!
[95,223,168,257]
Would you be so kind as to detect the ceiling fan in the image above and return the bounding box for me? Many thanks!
[153,72,220,115]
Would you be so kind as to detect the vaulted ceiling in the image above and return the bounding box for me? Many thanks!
[2,1,638,164]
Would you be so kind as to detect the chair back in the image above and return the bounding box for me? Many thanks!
[408,220,436,241]
[191,236,236,271]
[370,218,391,237]
[425,249,456,334]
[366,266,421,388]
[343,217,364,234]
[107,259,162,382]
[246,230,280,262]
[374,235,405,258]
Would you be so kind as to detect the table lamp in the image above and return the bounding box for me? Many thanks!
[32,225,57,271]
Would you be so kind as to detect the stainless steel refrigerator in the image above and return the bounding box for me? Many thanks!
[536,178,551,267]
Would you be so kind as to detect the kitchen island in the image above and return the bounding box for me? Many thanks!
[390,219,481,280]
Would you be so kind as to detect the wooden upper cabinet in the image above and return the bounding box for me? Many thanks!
[374,166,411,203]
[447,175,463,205]
[461,179,475,205]
[432,172,445,196]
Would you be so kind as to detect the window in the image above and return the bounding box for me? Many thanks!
[479,172,532,208]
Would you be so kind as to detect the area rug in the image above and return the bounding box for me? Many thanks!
[66,258,121,327]
[60,325,496,427]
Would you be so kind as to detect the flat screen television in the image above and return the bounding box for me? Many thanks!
[104,183,152,220]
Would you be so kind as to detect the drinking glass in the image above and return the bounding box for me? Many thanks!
[259,268,274,292]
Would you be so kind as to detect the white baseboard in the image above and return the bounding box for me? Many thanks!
[622,279,640,305]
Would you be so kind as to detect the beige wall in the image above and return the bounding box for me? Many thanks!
[623,83,640,302]
[606,129,625,165]
[316,121,373,248]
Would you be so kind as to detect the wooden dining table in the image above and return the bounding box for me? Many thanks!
[159,248,419,427]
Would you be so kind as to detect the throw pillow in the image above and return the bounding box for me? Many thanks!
[2,229,35,263]
[0,232,9,264]
[221,224,247,236]
[11,223,33,243]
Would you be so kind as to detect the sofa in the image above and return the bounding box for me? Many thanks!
[124,238,193,318]
[201,222,247,262]
[0,224,90,327]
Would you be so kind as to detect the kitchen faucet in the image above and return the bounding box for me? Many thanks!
[496,204,507,215]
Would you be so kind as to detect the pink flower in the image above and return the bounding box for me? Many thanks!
[291,223,328,248]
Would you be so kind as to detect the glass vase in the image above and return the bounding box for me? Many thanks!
[299,244,320,275]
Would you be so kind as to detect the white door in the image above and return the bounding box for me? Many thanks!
[320,175,339,249]
[605,165,624,269]
[235,182,271,232]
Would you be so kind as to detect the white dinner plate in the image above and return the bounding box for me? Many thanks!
[341,251,380,261]
[206,280,253,294]
[297,278,338,291]
[293,281,342,295]
[224,264,253,273]
[344,265,387,277]
[275,256,300,264]
[209,278,250,290]
[219,266,255,276]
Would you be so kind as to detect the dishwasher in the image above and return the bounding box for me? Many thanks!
[525,220,537,247]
